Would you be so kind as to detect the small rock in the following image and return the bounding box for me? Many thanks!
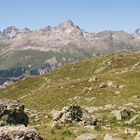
[119,84,126,89]
[88,87,93,91]
[125,115,139,125]
[75,133,97,140]
[115,91,121,95]
[134,131,140,140]
[88,75,98,82]
[106,81,118,88]
[124,128,136,135]
[112,108,134,121]
[103,134,114,140]
[99,82,107,88]
[104,104,114,110]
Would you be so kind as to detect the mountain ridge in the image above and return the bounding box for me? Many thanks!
[0,20,140,85]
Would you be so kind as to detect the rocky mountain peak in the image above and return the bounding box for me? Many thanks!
[2,26,19,39]
[1,26,31,39]
[58,20,76,29]
[135,28,140,36]
[63,20,74,27]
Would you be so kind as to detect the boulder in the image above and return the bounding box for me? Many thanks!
[0,125,42,140]
[52,105,103,127]
[75,133,97,140]
[0,99,28,126]
[112,108,134,121]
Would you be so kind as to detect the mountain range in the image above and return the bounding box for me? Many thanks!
[0,20,140,84]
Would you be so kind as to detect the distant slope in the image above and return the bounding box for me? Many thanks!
[0,52,140,139]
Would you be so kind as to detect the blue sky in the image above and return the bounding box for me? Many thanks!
[0,0,139,33]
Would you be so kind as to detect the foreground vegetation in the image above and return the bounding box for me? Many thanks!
[0,52,140,140]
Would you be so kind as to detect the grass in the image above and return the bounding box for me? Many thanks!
[0,52,140,139]
[0,48,92,70]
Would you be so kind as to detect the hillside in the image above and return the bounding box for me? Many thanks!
[0,52,140,139]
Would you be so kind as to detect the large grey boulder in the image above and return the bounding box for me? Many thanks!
[0,99,28,126]
[0,125,42,140]
[52,105,103,127]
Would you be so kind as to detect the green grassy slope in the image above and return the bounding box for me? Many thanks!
[0,52,140,140]
[0,49,92,70]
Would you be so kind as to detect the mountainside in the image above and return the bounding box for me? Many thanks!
[0,51,140,140]
[0,20,140,85]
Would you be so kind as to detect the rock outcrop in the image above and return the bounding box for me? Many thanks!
[0,99,28,126]
[0,125,42,140]
[112,108,134,121]
[99,81,126,89]
[0,99,42,140]
[52,105,103,127]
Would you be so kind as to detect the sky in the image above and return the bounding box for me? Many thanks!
[0,0,140,33]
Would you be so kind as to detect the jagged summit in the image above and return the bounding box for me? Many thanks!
[135,28,140,35]
[0,26,31,39]
[58,20,77,30]
[63,20,75,27]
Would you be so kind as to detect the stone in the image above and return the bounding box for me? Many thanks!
[112,108,134,121]
[52,105,103,127]
[106,81,118,88]
[125,115,139,125]
[124,128,136,135]
[134,132,140,140]
[75,133,97,140]
[88,87,93,91]
[115,91,121,95]
[0,125,42,140]
[88,75,98,82]
[119,84,126,89]
[99,82,107,88]
[103,134,114,140]
[99,80,125,89]
[0,99,28,126]
[104,104,114,110]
